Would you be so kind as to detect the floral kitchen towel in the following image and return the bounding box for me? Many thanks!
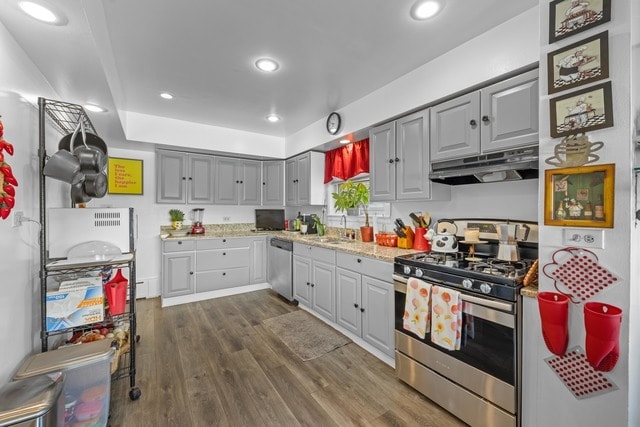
[431,286,462,351]
[403,278,432,339]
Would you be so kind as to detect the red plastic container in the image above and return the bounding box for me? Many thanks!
[413,227,431,251]
[104,268,128,316]
[537,291,569,355]
[584,302,622,372]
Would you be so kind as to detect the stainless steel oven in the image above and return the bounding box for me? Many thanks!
[393,219,537,427]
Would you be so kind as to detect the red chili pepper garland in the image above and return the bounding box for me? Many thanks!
[0,116,17,220]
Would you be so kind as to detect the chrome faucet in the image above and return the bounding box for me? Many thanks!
[340,215,347,238]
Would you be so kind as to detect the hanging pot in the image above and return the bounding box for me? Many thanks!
[58,121,108,155]
[43,149,83,184]
[71,121,107,173]
[70,177,91,204]
[84,172,108,198]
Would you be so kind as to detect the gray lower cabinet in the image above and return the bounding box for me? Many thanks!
[335,252,394,357]
[431,68,539,162]
[293,243,336,322]
[157,150,214,204]
[250,237,267,283]
[262,160,284,206]
[162,240,195,297]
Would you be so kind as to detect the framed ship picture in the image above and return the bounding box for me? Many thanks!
[549,81,613,138]
[549,0,611,43]
[547,31,609,94]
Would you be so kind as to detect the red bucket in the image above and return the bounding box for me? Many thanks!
[104,268,128,316]
[537,291,570,356]
[584,302,622,372]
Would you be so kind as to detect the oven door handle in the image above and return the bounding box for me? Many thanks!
[393,274,514,313]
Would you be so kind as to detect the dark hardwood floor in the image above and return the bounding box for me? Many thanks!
[109,290,466,426]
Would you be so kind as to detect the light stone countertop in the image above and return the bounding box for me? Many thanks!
[160,223,418,262]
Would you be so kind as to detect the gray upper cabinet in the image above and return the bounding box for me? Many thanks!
[157,150,214,204]
[430,92,481,162]
[262,160,284,206]
[370,109,431,202]
[431,69,539,162]
[214,158,261,205]
[285,152,324,206]
[480,68,539,153]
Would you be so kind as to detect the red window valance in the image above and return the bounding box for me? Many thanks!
[324,138,370,184]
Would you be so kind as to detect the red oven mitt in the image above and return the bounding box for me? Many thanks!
[584,302,622,372]
[537,292,569,356]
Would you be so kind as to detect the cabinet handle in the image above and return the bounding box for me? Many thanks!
[223,239,226,242]
[190,271,193,275]
[236,180,239,184]
[263,182,266,185]
[223,252,226,256]
[395,157,400,162]
[182,177,186,180]
[388,159,394,164]
[311,283,315,287]
[188,177,193,180]
[240,180,243,184]
[306,282,310,286]
[360,308,365,313]
[354,303,359,308]
[357,258,361,263]
[222,272,226,276]
[482,115,490,123]
[470,119,477,126]
[178,241,182,245]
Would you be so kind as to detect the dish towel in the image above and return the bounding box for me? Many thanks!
[402,278,432,339]
[431,286,462,350]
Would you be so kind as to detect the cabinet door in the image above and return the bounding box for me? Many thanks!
[430,91,481,161]
[157,150,187,203]
[336,267,361,335]
[214,157,239,204]
[250,237,267,284]
[296,153,311,205]
[162,252,194,298]
[312,260,336,322]
[293,255,312,306]
[361,276,394,356]
[285,158,297,205]
[369,122,396,202]
[481,69,539,152]
[262,161,284,206]
[188,154,214,204]
[396,109,430,200]
[239,160,261,205]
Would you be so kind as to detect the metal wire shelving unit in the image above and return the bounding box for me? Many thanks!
[37,97,141,401]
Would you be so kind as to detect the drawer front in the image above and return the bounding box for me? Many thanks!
[196,267,250,292]
[336,252,392,281]
[293,242,335,264]
[196,237,251,250]
[196,248,249,271]
[163,240,196,253]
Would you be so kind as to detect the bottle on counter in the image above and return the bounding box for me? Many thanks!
[296,211,302,231]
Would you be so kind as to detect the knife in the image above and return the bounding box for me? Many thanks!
[395,218,406,230]
[395,226,406,238]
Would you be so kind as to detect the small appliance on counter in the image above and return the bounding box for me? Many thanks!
[190,208,205,234]
[300,214,317,234]
[255,209,285,231]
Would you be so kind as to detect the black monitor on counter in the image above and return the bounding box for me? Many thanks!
[255,209,285,231]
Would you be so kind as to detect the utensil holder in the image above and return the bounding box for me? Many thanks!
[584,302,622,372]
[398,227,414,249]
[104,269,128,316]
[537,291,570,356]
[413,227,430,251]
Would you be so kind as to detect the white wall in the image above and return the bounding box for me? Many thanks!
[523,0,635,425]
[0,20,62,384]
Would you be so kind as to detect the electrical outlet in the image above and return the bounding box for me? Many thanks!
[562,228,604,249]
[223,216,231,222]
[12,211,23,228]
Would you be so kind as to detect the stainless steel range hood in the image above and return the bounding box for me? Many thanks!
[429,146,539,185]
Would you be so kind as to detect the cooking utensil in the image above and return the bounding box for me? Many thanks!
[59,122,108,155]
[83,172,108,198]
[422,212,432,228]
[431,219,458,253]
[70,178,91,204]
[43,149,83,184]
[395,227,406,238]
[409,212,422,227]
[72,121,107,173]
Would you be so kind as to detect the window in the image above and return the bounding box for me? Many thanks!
[325,177,390,218]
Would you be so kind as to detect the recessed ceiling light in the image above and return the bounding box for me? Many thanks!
[255,58,280,72]
[160,92,173,99]
[84,104,106,113]
[410,0,444,20]
[339,139,351,144]
[19,1,66,25]
[266,114,281,123]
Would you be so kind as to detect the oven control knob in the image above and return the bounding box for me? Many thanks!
[403,266,412,275]
[462,279,473,289]
[415,268,424,278]
[479,283,492,294]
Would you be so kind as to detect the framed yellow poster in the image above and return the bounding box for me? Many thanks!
[108,157,143,195]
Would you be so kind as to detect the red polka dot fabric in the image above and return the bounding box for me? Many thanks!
[545,346,618,399]
[543,249,620,302]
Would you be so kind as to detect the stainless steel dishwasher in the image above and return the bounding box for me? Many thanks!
[268,237,294,301]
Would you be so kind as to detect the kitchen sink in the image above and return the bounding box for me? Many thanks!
[305,236,355,244]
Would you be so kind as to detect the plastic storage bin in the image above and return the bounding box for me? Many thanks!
[13,340,115,427]
[0,373,64,426]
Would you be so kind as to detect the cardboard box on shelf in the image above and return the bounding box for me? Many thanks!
[46,277,104,332]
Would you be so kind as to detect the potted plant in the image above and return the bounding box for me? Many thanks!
[332,180,374,242]
[169,209,185,230]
